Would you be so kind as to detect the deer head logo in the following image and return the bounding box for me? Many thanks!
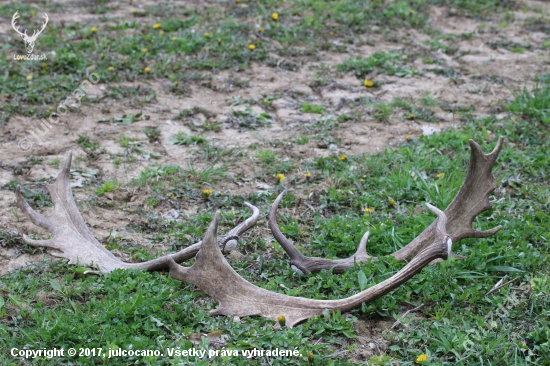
[12,11,48,54]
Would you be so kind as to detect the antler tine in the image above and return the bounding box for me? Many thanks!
[34,13,48,37]
[269,138,503,273]
[269,190,371,274]
[169,204,451,327]
[15,152,260,273]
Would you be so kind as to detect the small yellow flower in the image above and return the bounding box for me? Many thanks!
[388,198,396,206]
[41,62,47,68]
[99,52,104,57]
[26,73,32,81]
[277,173,285,182]
[174,81,179,85]
[307,352,314,362]
[144,67,151,73]
[359,178,365,183]
[218,39,223,44]
[203,189,213,196]
[277,315,285,325]
[364,207,375,214]
[103,244,107,248]
[330,31,334,36]
[416,353,428,363]
[305,173,312,179]
[410,9,416,14]
[153,23,162,29]
[171,36,177,41]
[91,27,97,33]
[272,12,279,20]
[405,135,412,141]
[142,47,148,53]
[49,106,53,111]
[248,44,256,50]
[131,9,137,13]
[339,154,347,161]
[259,27,264,32]
[235,0,240,3]
[409,113,415,119]
[204,32,210,38]
[437,173,445,179]
[159,30,165,35]
[364,79,374,87]
[108,66,115,71]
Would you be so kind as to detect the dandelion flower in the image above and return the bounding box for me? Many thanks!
[259,27,264,32]
[144,67,151,73]
[437,173,445,179]
[248,44,256,50]
[204,32,210,38]
[409,113,415,119]
[277,173,285,182]
[108,66,115,71]
[272,12,279,20]
[171,36,177,41]
[416,354,428,363]
[388,198,396,206]
[174,81,179,85]
[305,173,312,179]
[142,47,148,53]
[203,189,213,196]
[339,154,347,161]
[330,31,334,36]
[277,315,286,325]
[359,178,365,183]
[308,352,314,362]
[26,73,32,81]
[159,30,164,35]
[91,27,97,33]
[41,62,47,68]
[364,79,374,87]
[235,0,240,3]
[153,23,162,29]
[405,135,412,141]
[99,52,104,57]
[49,106,53,111]
[103,244,107,248]
[364,207,375,214]
[410,9,416,14]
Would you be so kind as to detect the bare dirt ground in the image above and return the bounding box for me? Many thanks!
[1,1,549,277]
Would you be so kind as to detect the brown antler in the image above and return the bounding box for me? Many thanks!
[269,137,503,274]
[16,152,260,274]
[169,203,451,328]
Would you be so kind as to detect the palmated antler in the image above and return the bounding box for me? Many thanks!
[169,204,451,328]
[269,137,503,274]
[16,152,259,274]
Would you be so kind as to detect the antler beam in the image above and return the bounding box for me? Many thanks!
[269,138,503,274]
[16,152,259,274]
[169,204,451,328]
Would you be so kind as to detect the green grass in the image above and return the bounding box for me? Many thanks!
[338,51,418,79]
[95,181,120,196]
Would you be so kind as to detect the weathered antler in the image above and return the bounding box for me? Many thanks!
[16,152,260,274]
[269,137,503,273]
[169,204,451,328]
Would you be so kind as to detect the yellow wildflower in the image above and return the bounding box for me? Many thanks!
[277,315,285,325]
[171,36,177,41]
[153,23,162,29]
[235,0,240,3]
[204,32,210,38]
[26,73,32,81]
[359,178,365,183]
[142,47,148,53]
[405,135,412,141]
[416,354,428,363]
[330,31,334,36]
[277,173,285,182]
[248,44,256,50]
[409,113,415,119]
[159,30,164,35]
[203,189,213,196]
[103,244,107,248]
[308,352,314,362]
[305,173,312,179]
[410,9,416,14]
[272,12,279,20]
[174,81,179,85]
[437,173,445,179]
[259,27,264,32]
[388,198,396,206]
[91,27,97,33]
[339,154,347,161]
[108,66,114,71]
[364,79,374,87]
[99,52,104,57]
[144,67,151,73]
[41,62,47,68]
[364,207,375,214]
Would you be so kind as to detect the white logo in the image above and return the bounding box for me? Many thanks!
[12,11,48,59]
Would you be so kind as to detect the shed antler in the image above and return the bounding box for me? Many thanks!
[269,137,503,274]
[169,204,451,328]
[16,152,259,274]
